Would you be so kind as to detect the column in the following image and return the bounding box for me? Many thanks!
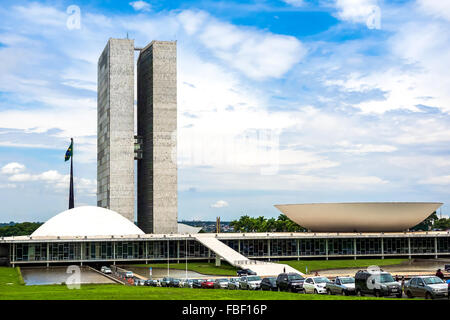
[113,242,116,265]
[297,239,300,261]
[267,239,271,262]
[80,242,84,266]
[353,238,357,260]
[325,239,329,260]
[46,242,50,267]
[145,241,148,264]
[11,243,15,268]
[177,241,180,264]
[408,237,411,260]
[238,239,241,253]
[434,237,438,259]
[381,237,384,260]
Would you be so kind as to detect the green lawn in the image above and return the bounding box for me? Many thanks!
[280,258,407,274]
[0,267,388,300]
[132,262,238,276]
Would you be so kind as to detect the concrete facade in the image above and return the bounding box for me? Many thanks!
[137,41,178,234]
[97,38,135,222]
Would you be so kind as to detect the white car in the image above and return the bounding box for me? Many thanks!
[239,276,262,290]
[101,266,112,274]
[303,276,332,294]
[125,271,134,278]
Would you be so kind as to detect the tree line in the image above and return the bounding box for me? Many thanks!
[230,214,306,232]
[0,222,43,237]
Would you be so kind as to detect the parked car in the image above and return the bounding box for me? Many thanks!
[183,279,194,288]
[201,279,215,289]
[192,279,205,289]
[134,279,145,286]
[303,276,332,294]
[260,277,278,291]
[237,268,257,276]
[239,276,262,290]
[169,278,181,287]
[404,276,449,299]
[100,266,112,274]
[160,277,174,287]
[276,273,305,293]
[227,277,240,290]
[355,270,402,298]
[445,264,450,272]
[213,278,229,289]
[144,279,158,286]
[125,271,134,278]
[326,276,356,295]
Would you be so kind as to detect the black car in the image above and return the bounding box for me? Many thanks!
[160,277,173,287]
[192,279,205,289]
[445,264,450,272]
[237,268,257,276]
[169,278,181,287]
[355,270,402,298]
[260,277,278,291]
[276,273,305,293]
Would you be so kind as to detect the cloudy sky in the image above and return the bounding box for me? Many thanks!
[0,0,449,222]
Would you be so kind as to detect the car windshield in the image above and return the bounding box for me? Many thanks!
[340,277,355,284]
[379,274,395,283]
[314,277,331,283]
[288,274,304,280]
[247,276,261,281]
[423,277,444,285]
[219,279,228,282]
[207,279,214,282]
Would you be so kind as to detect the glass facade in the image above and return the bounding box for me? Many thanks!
[8,235,450,263]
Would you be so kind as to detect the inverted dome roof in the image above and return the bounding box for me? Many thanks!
[32,206,144,237]
[275,202,443,232]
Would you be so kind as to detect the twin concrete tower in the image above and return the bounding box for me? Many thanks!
[97,38,177,234]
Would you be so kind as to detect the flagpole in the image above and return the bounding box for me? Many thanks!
[69,137,74,209]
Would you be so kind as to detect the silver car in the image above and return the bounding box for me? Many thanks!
[228,277,241,290]
[404,276,449,299]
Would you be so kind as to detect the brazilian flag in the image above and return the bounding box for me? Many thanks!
[65,140,73,162]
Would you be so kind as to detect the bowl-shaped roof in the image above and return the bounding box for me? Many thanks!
[274,202,443,232]
[31,206,144,237]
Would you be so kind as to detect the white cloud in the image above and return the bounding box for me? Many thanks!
[1,162,26,174]
[417,0,450,22]
[419,175,450,186]
[334,0,380,24]
[129,1,151,12]
[0,183,17,189]
[282,0,304,7]
[178,10,306,79]
[211,200,229,208]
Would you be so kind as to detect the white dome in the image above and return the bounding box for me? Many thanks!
[32,206,144,237]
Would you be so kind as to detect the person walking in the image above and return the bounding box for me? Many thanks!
[436,268,445,280]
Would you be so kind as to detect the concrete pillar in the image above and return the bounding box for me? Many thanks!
[238,239,241,253]
[46,242,49,267]
[11,243,15,268]
[381,237,384,259]
[113,242,116,265]
[353,238,357,260]
[215,255,221,267]
[408,237,411,260]
[297,239,300,261]
[208,248,211,263]
[145,241,148,264]
[434,237,438,259]
[80,242,84,266]
[267,239,271,262]
[177,241,180,264]
[325,239,329,260]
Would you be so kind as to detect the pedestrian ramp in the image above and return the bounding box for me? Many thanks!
[193,234,303,277]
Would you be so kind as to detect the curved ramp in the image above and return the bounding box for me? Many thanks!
[193,234,303,277]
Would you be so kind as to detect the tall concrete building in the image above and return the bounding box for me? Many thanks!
[97,38,178,233]
[97,38,135,222]
[137,41,178,234]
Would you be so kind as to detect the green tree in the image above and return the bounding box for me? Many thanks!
[411,211,439,231]
[230,214,306,233]
[0,222,43,237]
[433,218,450,230]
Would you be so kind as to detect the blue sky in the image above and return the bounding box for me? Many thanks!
[0,0,450,222]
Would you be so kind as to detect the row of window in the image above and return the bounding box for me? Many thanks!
[9,237,450,262]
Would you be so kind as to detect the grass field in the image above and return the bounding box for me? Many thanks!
[0,267,388,300]
[131,262,237,276]
[280,258,407,274]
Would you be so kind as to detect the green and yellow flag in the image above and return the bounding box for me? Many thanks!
[65,140,73,162]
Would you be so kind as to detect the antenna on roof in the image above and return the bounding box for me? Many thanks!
[126,32,129,39]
